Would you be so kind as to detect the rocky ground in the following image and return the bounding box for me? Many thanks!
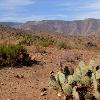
[0,46,100,100]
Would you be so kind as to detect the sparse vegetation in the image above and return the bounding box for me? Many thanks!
[19,34,33,46]
[34,38,55,47]
[49,57,100,100]
[55,41,67,49]
[0,26,100,50]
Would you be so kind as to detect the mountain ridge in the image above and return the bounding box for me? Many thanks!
[0,18,100,35]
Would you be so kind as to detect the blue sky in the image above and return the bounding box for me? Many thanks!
[0,0,100,22]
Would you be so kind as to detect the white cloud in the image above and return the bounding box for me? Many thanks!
[0,0,35,10]
[80,1,100,9]
[58,1,100,11]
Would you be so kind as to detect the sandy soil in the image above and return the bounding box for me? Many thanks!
[0,46,100,100]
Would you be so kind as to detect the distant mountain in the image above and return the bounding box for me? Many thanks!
[0,22,22,27]
[1,18,100,35]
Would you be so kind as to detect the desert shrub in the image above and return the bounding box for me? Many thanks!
[49,57,100,100]
[35,38,54,47]
[0,44,32,67]
[19,34,33,46]
[55,41,67,49]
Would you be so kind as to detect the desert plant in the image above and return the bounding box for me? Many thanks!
[19,34,33,46]
[0,44,32,67]
[80,76,91,86]
[35,38,54,47]
[55,41,67,49]
[62,83,73,95]
[49,56,100,100]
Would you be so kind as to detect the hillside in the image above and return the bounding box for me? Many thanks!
[8,18,100,35]
[1,18,100,35]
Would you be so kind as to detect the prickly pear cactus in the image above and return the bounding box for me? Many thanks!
[72,87,80,100]
[67,75,74,84]
[97,79,100,92]
[80,76,91,86]
[55,71,65,84]
[55,71,59,82]
[89,57,100,71]
[79,61,89,76]
[49,57,100,100]
[73,73,81,82]
[49,75,60,90]
[96,69,100,80]
[62,83,72,95]
[92,73,100,100]
[74,67,82,77]
[92,73,97,90]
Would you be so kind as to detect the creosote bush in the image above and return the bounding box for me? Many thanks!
[49,57,100,100]
[0,44,32,67]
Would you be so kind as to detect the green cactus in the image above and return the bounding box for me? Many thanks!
[92,73,97,90]
[55,71,65,85]
[97,79,100,92]
[89,57,100,71]
[79,61,89,76]
[80,76,91,86]
[97,79,100,93]
[74,67,82,76]
[79,61,86,69]
[49,75,60,90]
[49,57,100,99]
[62,83,72,95]
[92,73,100,100]
[69,67,74,75]
[67,75,75,85]
[73,73,81,82]
[55,72,59,82]
[72,87,80,100]
[96,69,100,80]
[96,79,100,99]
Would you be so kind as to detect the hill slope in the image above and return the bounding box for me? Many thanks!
[12,18,100,35]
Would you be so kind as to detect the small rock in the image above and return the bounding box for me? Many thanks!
[57,93,62,97]
[40,92,47,96]
[14,75,24,79]
[40,88,47,96]
[40,88,47,92]
[1,83,4,85]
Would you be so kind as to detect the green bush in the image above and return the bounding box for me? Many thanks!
[19,35,33,46]
[55,41,67,49]
[0,44,32,67]
[35,38,54,47]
